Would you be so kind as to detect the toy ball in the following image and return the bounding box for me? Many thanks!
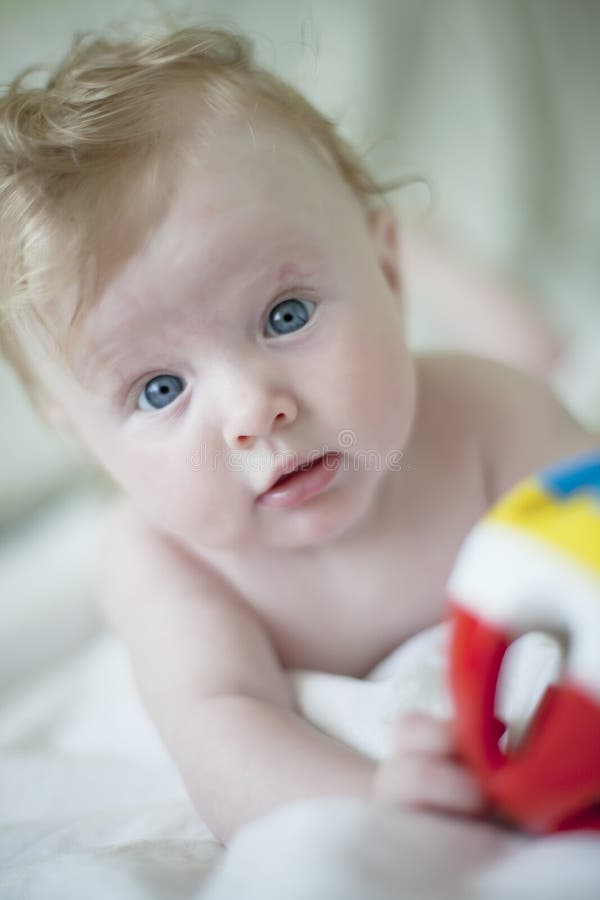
[447,450,600,833]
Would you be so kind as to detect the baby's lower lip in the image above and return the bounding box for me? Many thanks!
[257,453,340,509]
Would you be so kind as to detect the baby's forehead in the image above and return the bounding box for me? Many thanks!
[98,119,360,282]
[93,118,351,283]
[170,116,357,211]
[34,117,366,369]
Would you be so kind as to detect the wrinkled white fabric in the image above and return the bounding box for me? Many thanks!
[203,797,600,900]
[1,625,598,900]
[0,634,222,900]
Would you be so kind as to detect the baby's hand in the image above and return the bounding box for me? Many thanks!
[372,711,487,817]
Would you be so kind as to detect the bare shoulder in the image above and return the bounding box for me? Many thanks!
[98,497,224,614]
[415,353,598,500]
[98,495,254,627]
[97,496,290,708]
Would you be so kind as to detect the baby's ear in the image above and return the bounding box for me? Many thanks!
[368,207,402,299]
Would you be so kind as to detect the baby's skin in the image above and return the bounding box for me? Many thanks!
[33,118,597,842]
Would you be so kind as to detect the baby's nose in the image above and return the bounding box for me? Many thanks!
[223,387,297,450]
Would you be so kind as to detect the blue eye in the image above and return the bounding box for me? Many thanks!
[265,297,315,337]
[137,374,185,411]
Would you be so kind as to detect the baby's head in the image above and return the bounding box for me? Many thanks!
[0,27,392,407]
[0,26,415,550]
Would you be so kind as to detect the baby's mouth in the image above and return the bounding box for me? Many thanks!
[265,453,328,491]
[271,457,321,488]
[257,453,341,510]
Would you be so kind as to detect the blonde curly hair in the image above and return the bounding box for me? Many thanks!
[0,26,393,405]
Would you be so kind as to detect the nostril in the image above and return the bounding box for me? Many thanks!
[274,412,286,424]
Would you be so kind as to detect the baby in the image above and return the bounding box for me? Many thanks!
[0,26,596,844]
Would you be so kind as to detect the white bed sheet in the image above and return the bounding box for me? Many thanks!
[2,620,599,899]
[0,632,222,899]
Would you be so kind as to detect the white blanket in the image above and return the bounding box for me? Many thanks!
[2,618,599,899]
[0,633,221,899]
[204,797,600,900]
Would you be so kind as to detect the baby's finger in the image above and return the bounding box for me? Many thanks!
[374,753,486,816]
[390,711,456,756]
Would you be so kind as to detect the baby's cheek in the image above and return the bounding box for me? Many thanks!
[368,350,416,449]
[165,474,248,548]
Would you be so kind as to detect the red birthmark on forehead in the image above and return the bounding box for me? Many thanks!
[275,262,304,288]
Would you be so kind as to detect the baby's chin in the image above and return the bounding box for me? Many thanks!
[173,501,348,554]
[163,462,394,553]
[253,476,387,551]
[182,514,336,554]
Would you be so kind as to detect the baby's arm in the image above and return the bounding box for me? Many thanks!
[99,501,374,843]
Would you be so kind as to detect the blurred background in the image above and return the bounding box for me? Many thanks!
[1,0,599,690]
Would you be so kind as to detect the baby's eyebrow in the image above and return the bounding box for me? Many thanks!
[71,336,136,392]
[70,252,324,390]
[274,261,307,289]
